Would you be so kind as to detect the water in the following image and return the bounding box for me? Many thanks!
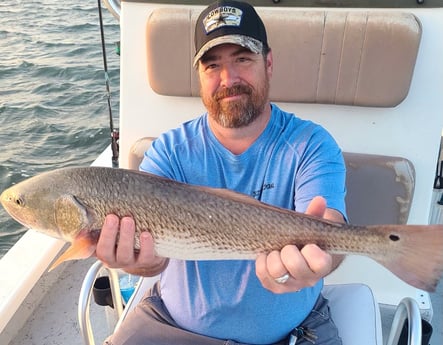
[0,0,120,258]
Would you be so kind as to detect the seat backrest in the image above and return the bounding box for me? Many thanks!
[342,152,415,225]
[146,8,421,107]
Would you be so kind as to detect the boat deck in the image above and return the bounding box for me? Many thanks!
[7,257,108,345]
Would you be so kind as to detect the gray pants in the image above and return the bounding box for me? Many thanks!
[104,283,342,345]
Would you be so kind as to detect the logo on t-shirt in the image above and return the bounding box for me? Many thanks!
[252,182,275,198]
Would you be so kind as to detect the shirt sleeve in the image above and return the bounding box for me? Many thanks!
[139,135,174,179]
[294,125,347,220]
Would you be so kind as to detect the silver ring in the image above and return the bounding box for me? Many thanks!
[274,273,290,284]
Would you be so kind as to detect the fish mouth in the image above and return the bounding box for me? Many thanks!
[0,190,20,219]
[0,189,9,206]
[0,189,39,230]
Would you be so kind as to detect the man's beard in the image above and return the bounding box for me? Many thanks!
[202,77,270,128]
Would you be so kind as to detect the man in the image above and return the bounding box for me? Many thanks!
[97,1,346,344]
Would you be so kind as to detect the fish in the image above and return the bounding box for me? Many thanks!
[1,166,443,292]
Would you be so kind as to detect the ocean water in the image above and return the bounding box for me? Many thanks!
[0,0,120,258]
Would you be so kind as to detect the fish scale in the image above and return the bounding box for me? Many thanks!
[1,166,443,292]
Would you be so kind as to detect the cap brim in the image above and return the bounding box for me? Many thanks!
[193,34,263,67]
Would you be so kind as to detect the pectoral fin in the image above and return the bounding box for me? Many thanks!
[49,230,98,271]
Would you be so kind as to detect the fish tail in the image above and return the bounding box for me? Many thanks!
[369,224,443,292]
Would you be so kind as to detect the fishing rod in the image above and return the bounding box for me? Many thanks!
[97,0,119,167]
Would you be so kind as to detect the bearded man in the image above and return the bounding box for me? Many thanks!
[97,1,347,344]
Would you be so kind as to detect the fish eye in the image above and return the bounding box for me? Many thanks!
[15,196,25,207]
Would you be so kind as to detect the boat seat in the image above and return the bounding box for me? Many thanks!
[103,273,382,345]
[80,263,423,345]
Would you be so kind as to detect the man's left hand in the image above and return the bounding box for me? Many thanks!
[255,196,344,294]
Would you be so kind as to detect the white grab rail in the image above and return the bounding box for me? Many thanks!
[103,0,121,20]
[78,261,124,345]
[386,297,423,345]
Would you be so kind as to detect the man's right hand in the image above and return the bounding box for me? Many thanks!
[95,214,169,276]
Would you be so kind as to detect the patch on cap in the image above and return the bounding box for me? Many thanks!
[193,1,269,67]
[203,6,243,34]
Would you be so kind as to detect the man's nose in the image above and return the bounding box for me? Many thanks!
[220,63,240,88]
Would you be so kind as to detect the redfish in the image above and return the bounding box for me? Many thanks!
[1,167,443,291]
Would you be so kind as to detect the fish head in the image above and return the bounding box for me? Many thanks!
[0,171,90,243]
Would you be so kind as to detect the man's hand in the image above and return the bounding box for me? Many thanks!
[95,214,168,276]
[255,196,344,294]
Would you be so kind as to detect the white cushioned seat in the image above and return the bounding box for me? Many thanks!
[323,284,382,345]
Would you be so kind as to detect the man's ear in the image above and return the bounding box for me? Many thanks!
[266,49,273,77]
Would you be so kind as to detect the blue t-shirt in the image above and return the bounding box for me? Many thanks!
[140,104,347,344]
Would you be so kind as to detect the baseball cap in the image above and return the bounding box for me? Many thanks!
[193,0,269,67]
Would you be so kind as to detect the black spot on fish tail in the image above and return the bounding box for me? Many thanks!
[389,234,400,242]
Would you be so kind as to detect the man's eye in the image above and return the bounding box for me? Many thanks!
[236,57,252,64]
[205,63,219,71]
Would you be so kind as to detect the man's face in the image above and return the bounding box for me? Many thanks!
[198,44,273,128]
